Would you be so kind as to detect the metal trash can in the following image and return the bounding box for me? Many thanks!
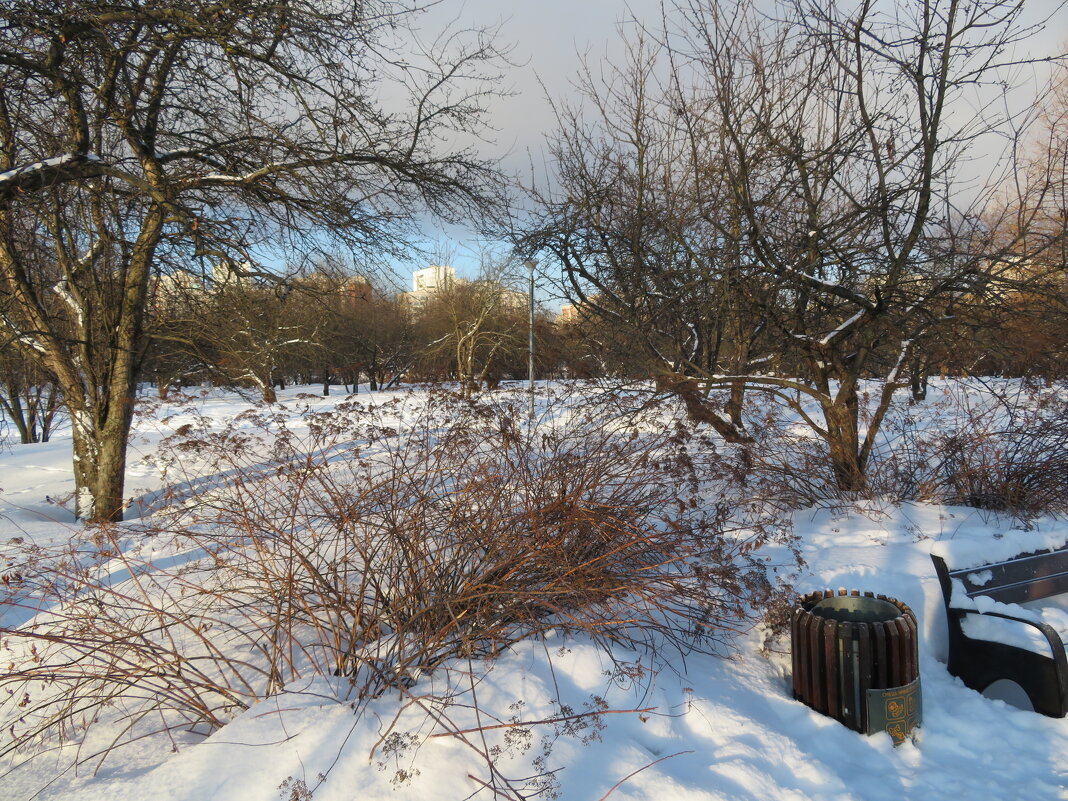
[791,589,921,745]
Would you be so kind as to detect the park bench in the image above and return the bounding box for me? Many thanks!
[931,541,1068,717]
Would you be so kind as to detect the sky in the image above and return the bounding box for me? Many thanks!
[403,0,666,288]
[401,0,1068,290]
[423,0,660,167]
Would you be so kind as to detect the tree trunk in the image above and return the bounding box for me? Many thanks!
[39,387,60,442]
[66,206,163,522]
[657,374,753,444]
[910,355,929,402]
[1,389,32,444]
[71,416,97,520]
[827,441,866,493]
[726,380,745,429]
[823,392,866,493]
[722,297,750,428]
[70,397,137,523]
[93,419,134,522]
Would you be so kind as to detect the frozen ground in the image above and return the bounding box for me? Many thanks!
[1,381,1066,800]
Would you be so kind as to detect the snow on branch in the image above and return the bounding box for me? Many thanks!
[884,339,913,386]
[819,308,869,347]
[0,312,48,355]
[0,154,104,200]
[51,280,85,332]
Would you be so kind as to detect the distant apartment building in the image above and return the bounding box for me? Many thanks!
[496,287,529,312]
[402,264,456,307]
[556,297,603,325]
[400,264,534,314]
[211,259,254,287]
[152,270,201,296]
[296,271,372,302]
[149,269,203,311]
[556,303,579,325]
[413,264,456,292]
[335,274,372,302]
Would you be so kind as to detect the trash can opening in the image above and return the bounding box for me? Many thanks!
[810,596,902,624]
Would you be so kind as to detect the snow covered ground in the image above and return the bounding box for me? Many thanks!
[2,382,1067,800]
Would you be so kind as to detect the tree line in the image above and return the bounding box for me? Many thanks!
[139,260,590,402]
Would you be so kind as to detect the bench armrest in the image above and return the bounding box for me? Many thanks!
[962,608,1068,669]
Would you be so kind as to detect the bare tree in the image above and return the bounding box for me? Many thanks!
[196,281,313,402]
[294,263,412,393]
[519,30,768,439]
[684,0,1064,490]
[352,290,413,391]
[417,260,527,398]
[523,0,1064,491]
[0,334,62,444]
[0,0,507,520]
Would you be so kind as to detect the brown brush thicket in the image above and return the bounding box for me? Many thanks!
[873,383,1068,522]
[0,388,792,782]
[739,379,1068,523]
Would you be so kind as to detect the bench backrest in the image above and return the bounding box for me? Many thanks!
[933,547,1068,606]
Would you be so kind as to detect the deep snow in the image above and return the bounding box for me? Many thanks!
[1,382,1066,800]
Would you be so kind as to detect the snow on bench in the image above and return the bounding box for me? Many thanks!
[931,534,1068,717]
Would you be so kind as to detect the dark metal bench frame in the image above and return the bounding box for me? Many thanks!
[931,546,1068,717]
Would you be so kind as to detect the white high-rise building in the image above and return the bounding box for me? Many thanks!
[411,264,456,293]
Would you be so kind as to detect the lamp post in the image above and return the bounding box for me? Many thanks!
[524,259,536,420]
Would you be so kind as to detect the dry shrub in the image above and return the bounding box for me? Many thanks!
[732,379,1068,523]
[0,386,790,781]
[0,527,268,772]
[734,392,849,508]
[936,420,1068,516]
[896,385,1068,520]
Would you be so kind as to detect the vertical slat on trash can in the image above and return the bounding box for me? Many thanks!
[885,617,901,687]
[840,621,857,730]
[792,606,805,701]
[807,614,825,712]
[897,616,914,686]
[857,621,873,733]
[872,621,888,689]
[906,613,920,678]
[823,619,839,719]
